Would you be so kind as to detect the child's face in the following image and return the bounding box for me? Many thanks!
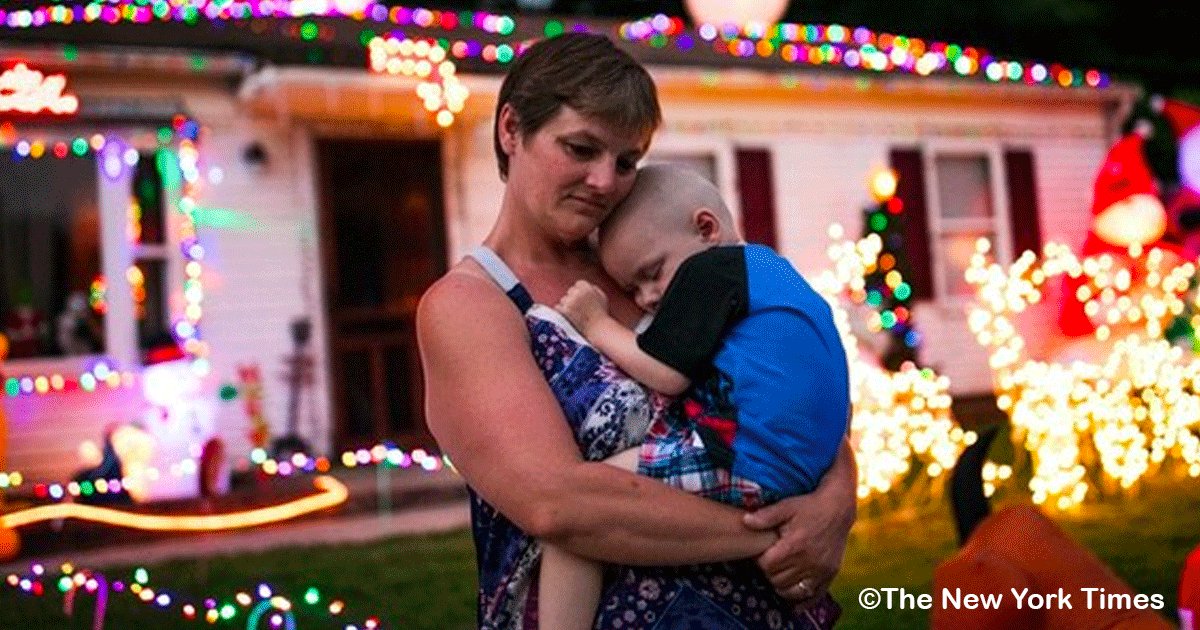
[600,218,709,313]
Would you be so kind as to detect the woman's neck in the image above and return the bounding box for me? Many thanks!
[483,205,593,273]
[481,207,643,326]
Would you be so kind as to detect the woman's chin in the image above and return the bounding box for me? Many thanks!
[556,217,602,244]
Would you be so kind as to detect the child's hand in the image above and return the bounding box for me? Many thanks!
[556,280,609,336]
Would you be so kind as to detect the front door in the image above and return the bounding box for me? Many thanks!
[316,139,447,450]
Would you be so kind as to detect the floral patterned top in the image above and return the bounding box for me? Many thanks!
[466,246,840,630]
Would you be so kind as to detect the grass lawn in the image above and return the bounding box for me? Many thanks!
[3,475,1197,629]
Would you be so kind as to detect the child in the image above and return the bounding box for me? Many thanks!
[540,164,851,628]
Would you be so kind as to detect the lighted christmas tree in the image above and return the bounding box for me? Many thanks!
[859,169,921,370]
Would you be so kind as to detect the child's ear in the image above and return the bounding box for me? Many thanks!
[693,207,723,244]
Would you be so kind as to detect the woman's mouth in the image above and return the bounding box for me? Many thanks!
[567,195,607,212]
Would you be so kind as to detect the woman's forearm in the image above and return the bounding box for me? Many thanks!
[537,460,775,566]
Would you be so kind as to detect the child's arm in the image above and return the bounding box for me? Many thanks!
[556,280,691,395]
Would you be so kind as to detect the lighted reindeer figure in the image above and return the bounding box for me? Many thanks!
[964,240,1200,510]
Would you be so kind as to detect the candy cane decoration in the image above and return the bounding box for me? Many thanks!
[246,598,297,630]
[63,570,109,630]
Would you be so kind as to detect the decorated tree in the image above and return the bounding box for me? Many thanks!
[858,168,922,370]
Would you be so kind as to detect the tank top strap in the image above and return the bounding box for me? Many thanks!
[466,245,535,314]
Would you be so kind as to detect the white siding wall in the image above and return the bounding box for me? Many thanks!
[0,68,1127,488]
[2,80,330,486]
[626,89,1116,395]
[183,90,331,464]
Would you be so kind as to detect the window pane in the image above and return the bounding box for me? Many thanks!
[936,155,993,219]
[133,151,165,245]
[0,152,104,358]
[135,258,172,352]
[941,231,994,297]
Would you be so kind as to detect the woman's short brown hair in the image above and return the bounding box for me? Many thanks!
[493,33,661,180]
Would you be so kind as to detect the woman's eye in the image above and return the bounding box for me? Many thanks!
[616,158,636,174]
[565,142,597,159]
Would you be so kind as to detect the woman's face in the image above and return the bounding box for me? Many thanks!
[501,104,651,244]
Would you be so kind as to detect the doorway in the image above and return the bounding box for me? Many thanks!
[316,139,447,450]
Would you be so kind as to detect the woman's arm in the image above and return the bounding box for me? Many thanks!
[416,270,774,566]
[744,438,857,604]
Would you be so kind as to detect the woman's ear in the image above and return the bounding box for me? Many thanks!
[693,207,723,244]
[498,103,520,155]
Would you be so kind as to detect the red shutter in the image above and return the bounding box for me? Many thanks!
[889,148,935,301]
[735,148,777,249]
[1004,150,1042,258]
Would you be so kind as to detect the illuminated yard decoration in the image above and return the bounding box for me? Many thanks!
[1,475,347,531]
[0,63,78,115]
[965,240,1200,510]
[814,226,975,501]
[5,564,384,629]
[367,35,469,128]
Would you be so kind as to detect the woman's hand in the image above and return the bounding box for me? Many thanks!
[556,280,610,336]
[743,439,857,606]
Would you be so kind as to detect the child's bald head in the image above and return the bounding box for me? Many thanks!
[600,163,736,246]
[597,164,742,312]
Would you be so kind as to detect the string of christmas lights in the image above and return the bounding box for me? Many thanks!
[367,35,469,128]
[0,475,348,531]
[965,240,1200,510]
[0,442,452,503]
[619,14,1108,89]
[172,118,210,374]
[0,0,1110,90]
[0,122,135,162]
[249,443,452,478]
[4,563,385,629]
[813,225,976,501]
[0,0,517,38]
[3,361,137,399]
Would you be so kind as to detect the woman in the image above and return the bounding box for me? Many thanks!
[416,33,856,629]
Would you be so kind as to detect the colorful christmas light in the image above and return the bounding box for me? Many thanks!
[3,361,137,399]
[4,564,385,629]
[0,475,347,531]
[1,440,453,504]
[367,35,469,128]
[619,14,1109,89]
[814,225,974,501]
[1,122,119,161]
[0,1,1110,92]
[965,240,1200,509]
[0,62,79,115]
[0,1,518,37]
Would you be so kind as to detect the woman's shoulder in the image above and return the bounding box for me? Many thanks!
[417,261,527,342]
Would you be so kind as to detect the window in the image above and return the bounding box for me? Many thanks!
[889,146,1040,302]
[930,154,1001,297]
[130,150,173,354]
[0,133,184,367]
[0,151,104,358]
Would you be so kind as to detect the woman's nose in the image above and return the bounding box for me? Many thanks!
[585,159,618,194]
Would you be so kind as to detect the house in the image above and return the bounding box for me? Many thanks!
[0,3,1138,496]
